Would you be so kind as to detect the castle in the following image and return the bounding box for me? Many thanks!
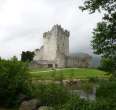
[33,25,91,68]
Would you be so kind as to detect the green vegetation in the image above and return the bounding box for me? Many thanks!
[61,96,116,110]
[80,0,116,75]
[47,79,116,110]
[30,68,109,80]
[96,80,116,100]
[32,83,69,107]
[21,51,35,62]
[0,58,115,110]
[0,59,31,107]
[0,0,116,109]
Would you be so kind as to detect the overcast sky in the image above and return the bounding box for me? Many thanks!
[0,0,102,59]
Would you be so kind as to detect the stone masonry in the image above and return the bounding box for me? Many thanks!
[33,25,91,68]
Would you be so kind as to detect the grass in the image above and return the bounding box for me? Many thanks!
[30,68,109,80]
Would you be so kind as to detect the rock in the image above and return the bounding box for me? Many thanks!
[19,99,40,110]
[38,106,53,110]
[18,94,30,102]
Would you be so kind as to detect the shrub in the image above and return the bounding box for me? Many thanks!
[88,77,98,83]
[62,96,94,110]
[32,83,69,106]
[96,80,116,100]
[99,57,116,76]
[81,81,94,95]
[0,59,31,107]
[61,96,116,110]
[95,80,116,110]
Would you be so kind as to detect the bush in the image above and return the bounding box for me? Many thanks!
[0,59,31,107]
[60,96,116,110]
[32,83,69,106]
[95,80,116,110]
[96,80,116,100]
[61,96,94,110]
[99,57,116,76]
[55,79,116,110]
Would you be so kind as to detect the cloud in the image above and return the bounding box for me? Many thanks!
[0,0,102,59]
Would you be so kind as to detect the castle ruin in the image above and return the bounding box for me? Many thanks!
[33,25,91,68]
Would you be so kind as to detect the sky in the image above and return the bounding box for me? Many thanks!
[0,0,102,59]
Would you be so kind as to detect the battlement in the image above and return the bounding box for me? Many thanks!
[43,24,70,38]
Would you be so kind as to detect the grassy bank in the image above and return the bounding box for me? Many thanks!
[30,68,109,80]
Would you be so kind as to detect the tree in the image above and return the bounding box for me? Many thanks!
[92,20,116,74]
[11,56,18,61]
[21,51,35,62]
[79,0,116,14]
[91,21,116,58]
[80,0,116,75]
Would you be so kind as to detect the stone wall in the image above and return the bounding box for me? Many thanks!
[33,46,44,61]
[56,53,66,68]
[66,55,92,68]
[43,28,57,61]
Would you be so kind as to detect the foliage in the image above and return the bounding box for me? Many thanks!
[96,80,116,100]
[80,0,116,75]
[91,21,116,57]
[81,81,93,95]
[53,79,116,110]
[0,59,31,107]
[91,18,116,74]
[79,0,116,13]
[62,96,91,110]
[32,83,69,106]
[99,57,116,75]
[60,94,116,110]
[88,77,98,83]
[94,80,116,110]
[21,51,35,62]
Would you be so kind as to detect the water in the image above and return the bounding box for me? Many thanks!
[71,86,96,101]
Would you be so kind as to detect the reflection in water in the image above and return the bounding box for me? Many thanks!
[71,86,96,101]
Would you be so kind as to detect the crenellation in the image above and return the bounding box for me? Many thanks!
[64,30,70,37]
[43,32,47,38]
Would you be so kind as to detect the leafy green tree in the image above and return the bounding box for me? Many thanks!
[80,0,116,57]
[79,0,116,14]
[80,0,116,75]
[21,51,35,62]
[91,14,116,74]
[91,21,116,58]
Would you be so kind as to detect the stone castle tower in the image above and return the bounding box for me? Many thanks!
[33,25,70,67]
[33,25,91,68]
[43,25,69,61]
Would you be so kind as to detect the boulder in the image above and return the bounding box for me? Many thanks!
[19,99,40,110]
[38,106,53,110]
